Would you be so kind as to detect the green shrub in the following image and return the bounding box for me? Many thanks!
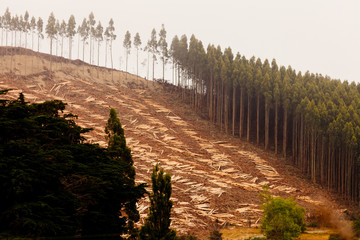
[260,186,306,240]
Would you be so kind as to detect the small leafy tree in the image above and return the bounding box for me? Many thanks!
[140,164,177,240]
[260,186,306,240]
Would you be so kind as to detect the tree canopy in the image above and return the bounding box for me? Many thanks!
[0,91,146,239]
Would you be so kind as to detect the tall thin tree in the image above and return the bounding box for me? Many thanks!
[45,12,56,75]
[147,28,158,81]
[123,30,131,79]
[67,15,76,60]
[133,32,141,78]
[158,24,168,82]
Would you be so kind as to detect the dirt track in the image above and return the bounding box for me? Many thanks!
[0,51,346,237]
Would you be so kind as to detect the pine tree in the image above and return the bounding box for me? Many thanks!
[140,164,177,240]
[104,108,142,236]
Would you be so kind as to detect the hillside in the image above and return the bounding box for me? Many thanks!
[0,48,350,236]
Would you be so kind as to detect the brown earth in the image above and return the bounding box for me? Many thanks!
[0,47,352,238]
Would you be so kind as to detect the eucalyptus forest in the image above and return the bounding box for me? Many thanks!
[1,6,360,238]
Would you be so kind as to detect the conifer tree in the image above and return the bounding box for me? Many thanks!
[140,164,177,240]
[104,108,143,237]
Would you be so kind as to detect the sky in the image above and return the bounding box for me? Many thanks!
[1,0,359,82]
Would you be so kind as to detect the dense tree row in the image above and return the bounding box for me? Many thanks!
[169,34,360,202]
[1,7,359,203]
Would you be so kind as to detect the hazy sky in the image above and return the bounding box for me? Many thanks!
[1,0,359,82]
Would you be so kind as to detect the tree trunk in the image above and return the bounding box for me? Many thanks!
[152,54,155,81]
[247,93,251,142]
[274,100,279,154]
[265,98,269,150]
[239,87,244,139]
[136,48,139,79]
[69,36,72,59]
[50,38,53,76]
[256,92,260,145]
[162,57,165,81]
[209,74,213,121]
[232,85,236,136]
[283,107,287,159]
[105,40,108,67]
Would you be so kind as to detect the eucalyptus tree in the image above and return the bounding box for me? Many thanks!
[11,15,19,47]
[79,18,89,62]
[177,34,188,90]
[77,25,81,59]
[170,35,179,85]
[0,16,3,46]
[88,12,95,64]
[95,21,103,67]
[123,30,131,75]
[4,8,11,46]
[30,16,36,50]
[146,28,158,80]
[59,20,66,57]
[158,24,168,81]
[55,20,60,56]
[23,11,29,48]
[36,17,43,52]
[221,47,234,133]
[67,15,76,59]
[104,18,116,69]
[133,32,141,77]
[45,12,56,73]
[271,59,281,154]
[206,44,217,122]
